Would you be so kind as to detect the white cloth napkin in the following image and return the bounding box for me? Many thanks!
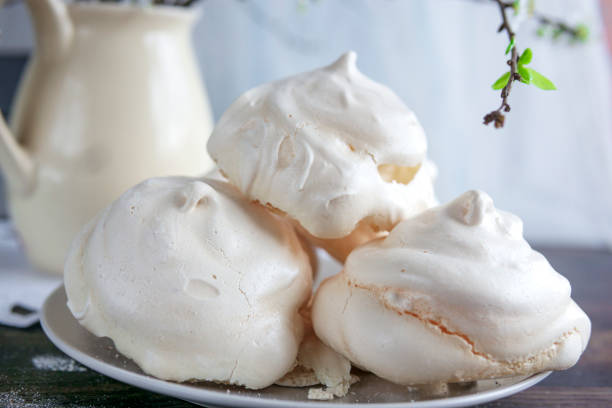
[0,221,62,328]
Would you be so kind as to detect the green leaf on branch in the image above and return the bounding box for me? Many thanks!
[517,65,532,84]
[492,72,511,90]
[519,48,533,65]
[576,23,589,42]
[537,26,547,37]
[513,0,520,15]
[527,68,556,90]
[505,37,516,55]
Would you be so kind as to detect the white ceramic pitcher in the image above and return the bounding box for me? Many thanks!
[0,0,214,274]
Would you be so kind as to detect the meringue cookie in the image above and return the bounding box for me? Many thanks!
[312,190,591,385]
[64,177,312,389]
[208,52,437,254]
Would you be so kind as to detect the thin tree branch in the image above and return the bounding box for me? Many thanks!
[535,13,587,41]
[483,0,522,129]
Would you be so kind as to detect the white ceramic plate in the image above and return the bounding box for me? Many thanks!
[41,286,551,408]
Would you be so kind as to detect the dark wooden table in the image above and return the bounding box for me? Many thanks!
[1,247,611,408]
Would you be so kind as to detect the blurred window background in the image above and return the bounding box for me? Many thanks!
[0,0,611,248]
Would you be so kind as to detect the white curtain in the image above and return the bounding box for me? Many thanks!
[1,0,611,247]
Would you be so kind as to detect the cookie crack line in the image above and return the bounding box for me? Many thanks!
[341,282,353,315]
[238,275,253,310]
[228,358,239,384]
[346,277,579,367]
[348,280,497,362]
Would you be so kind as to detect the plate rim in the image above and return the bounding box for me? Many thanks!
[41,285,551,408]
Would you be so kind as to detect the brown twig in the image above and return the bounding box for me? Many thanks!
[537,16,576,35]
[78,0,201,6]
[483,0,521,129]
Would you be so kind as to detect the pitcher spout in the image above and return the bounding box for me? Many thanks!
[0,112,35,195]
[25,0,73,59]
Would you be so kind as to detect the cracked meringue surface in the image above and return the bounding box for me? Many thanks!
[64,177,312,389]
[312,190,591,385]
[207,51,437,246]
